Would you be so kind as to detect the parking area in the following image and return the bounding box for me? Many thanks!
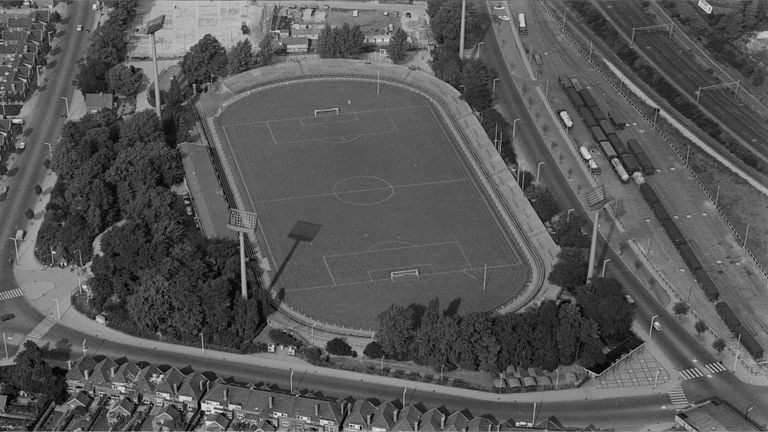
[595,345,670,389]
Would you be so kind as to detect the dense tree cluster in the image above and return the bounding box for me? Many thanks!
[75,0,137,93]
[38,110,265,351]
[228,39,254,75]
[426,0,515,164]
[661,0,767,86]
[0,342,67,405]
[570,1,764,173]
[181,34,229,85]
[373,294,630,372]
[316,23,366,58]
[106,64,145,97]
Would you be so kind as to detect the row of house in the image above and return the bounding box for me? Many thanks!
[64,356,590,432]
[0,10,52,153]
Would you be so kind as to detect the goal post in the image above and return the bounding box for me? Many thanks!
[391,269,419,279]
[314,107,340,117]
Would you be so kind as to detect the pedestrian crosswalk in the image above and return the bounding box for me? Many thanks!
[0,289,23,301]
[668,387,689,407]
[27,316,56,339]
[704,361,727,375]
[679,367,704,380]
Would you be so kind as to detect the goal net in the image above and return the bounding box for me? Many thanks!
[391,269,419,279]
[314,107,340,117]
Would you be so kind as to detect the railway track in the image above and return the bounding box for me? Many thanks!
[599,1,768,162]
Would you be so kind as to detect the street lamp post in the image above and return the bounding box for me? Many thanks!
[746,405,754,421]
[601,259,611,278]
[512,118,519,141]
[492,78,500,98]
[72,249,82,267]
[200,332,205,355]
[536,162,545,184]
[567,208,575,224]
[477,41,484,58]
[44,142,52,159]
[54,298,60,320]
[289,369,295,393]
[2,333,7,359]
[440,364,445,381]
[648,315,659,341]
[60,96,69,117]
[50,246,55,266]
[8,236,18,263]
[35,65,42,84]
[145,15,166,120]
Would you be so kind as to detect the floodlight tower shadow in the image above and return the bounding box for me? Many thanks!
[270,221,322,291]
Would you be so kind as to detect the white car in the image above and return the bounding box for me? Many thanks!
[16,141,25,150]
[624,294,635,305]
[494,4,505,10]
[497,15,511,21]
[653,320,662,331]
[77,24,84,32]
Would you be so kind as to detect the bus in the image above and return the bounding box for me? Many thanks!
[518,13,527,34]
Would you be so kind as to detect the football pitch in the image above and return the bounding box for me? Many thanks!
[215,80,529,328]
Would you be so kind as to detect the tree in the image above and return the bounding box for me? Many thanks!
[6,341,66,402]
[461,59,497,111]
[25,208,34,219]
[673,301,690,318]
[712,338,726,353]
[75,57,110,93]
[181,34,228,84]
[106,64,145,97]
[363,341,385,359]
[431,43,462,89]
[695,320,708,336]
[227,39,253,75]
[388,28,409,63]
[256,33,279,67]
[317,24,365,58]
[548,248,588,291]
[376,304,415,360]
[241,23,250,35]
[524,185,560,222]
[326,338,353,356]
[550,213,590,249]
[429,0,480,46]
[34,184,42,195]
[575,278,634,343]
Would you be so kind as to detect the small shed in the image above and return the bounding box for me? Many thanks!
[283,37,309,53]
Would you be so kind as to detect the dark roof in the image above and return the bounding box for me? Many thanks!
[177,142,236,240]
[91,357,117,386]
[346,399,376,427]
[155,367,185,395]
[370,401,399,430]
[66,356,97,382]
[444,410,471,432]
[419,407,450,431]
[677,399,761,432]
[392,405,423,431]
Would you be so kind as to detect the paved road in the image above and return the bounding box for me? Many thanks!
[479,1,768,427]
[0,0,93,351]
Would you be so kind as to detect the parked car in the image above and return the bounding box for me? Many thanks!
[16,141,25,152]
[653,320,662,331]
[494,4,506,9]
[1,314,15,322]
[497,15,511,21]
[624,294,635,305]
[77,24,84,32]
[0,186,7,201]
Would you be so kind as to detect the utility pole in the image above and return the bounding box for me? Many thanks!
[458,0,466,59]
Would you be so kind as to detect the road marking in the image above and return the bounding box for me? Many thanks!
[679,367,704,380]
[703,361,727,375]
[0,289,23,301]
[668,387,689,407]
[27,317,56,339]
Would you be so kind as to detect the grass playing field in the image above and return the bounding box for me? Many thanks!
[215,80,529,329]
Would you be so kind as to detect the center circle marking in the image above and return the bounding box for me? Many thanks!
[333,176,394,206]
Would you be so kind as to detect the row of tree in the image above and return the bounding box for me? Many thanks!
[180,33,281,85]
[426,0,515,164]
[373,283,632,373]
[75,0,143,95]
[38,109,265,351]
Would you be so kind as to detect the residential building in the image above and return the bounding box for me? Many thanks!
[89,357,117,398]
[200,381,343,432]
[443,409,471,432]
[106,398,135,426]
[84,92,114,114]
[369,400,399,432]
[201,413,230,432]
[345,399,376,431]
[153,404,183,431]
[675,398,761,431]
[110,361,141,398]
[392,404,423,432]
[176,372,209,412]
[64,392,92,411]
[133,365,165,405]
[65,357,96,394]
[0,11,51,111]
[283,37,309,53]
[419,407,450,431]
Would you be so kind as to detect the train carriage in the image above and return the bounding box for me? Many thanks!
[589,126,607,143]
[579,88,597,108]
[565,87,585,109]
[589,105,607,122]
[607,133,629,156]
[578,107,597,127]
[598,140,618,160]
[610,158,630,183]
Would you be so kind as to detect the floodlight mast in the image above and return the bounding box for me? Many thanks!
[227,209,259,299]
[145,15,165,120]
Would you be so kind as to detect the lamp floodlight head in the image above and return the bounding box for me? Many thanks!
[146,15,165,35]
[227,208,258,233]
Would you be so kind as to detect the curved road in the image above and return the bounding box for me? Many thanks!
[0,0,764,429]
[480,1,768,427]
